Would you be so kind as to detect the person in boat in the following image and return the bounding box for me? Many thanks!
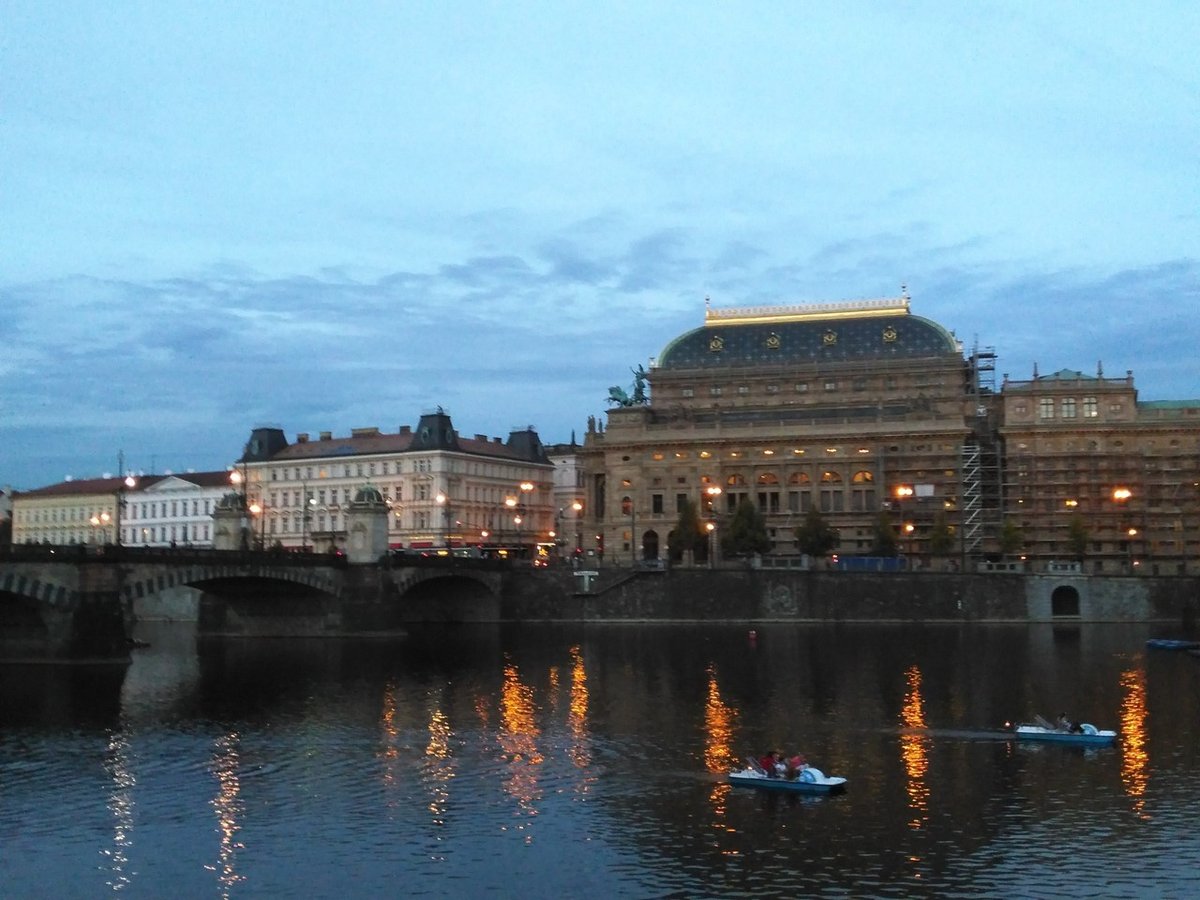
[759,750,784,777]
[785,754,807,780]
[1057,713,1082,734]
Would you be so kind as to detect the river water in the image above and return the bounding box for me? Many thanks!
[1,620,1197,899]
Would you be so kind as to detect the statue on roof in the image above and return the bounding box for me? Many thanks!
[631,365,648,405]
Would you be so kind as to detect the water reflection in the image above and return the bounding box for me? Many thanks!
[703,663,738,845]
[102,728,135,893]
[567,645,591,771]
[899,664,930,830]
[208,732,245,898]
[424,704,454,836]
[1119,664,1150,818]
[499,659,543,832]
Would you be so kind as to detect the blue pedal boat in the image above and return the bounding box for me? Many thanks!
[1011,723,1117,747]
[728,765,847,794]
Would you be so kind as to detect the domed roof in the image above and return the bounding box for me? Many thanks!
[353,485,385,504]
[656,298,960,370]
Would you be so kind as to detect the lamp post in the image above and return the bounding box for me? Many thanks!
[1112,486,1133,572]
[571,500,583,566]
[248,501,265,550]
[90,511,112,545]
[520,481,534,559]
[504,494,518,556]
[436,491,450,550]
[706,520,717,569]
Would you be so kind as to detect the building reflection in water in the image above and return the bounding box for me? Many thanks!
[1119,665,1149,819]
[208,731,245,898]
[899,665,930,831]
[499,659,543,833]
[567,645,592,771]
[102,728,135,893]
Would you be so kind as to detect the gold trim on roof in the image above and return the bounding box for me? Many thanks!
[704,297,910,326]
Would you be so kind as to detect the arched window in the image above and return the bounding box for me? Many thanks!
[726,474,746,487]
[788,472,810,485]
[851,471,877,511]
[757,472,780,485]
[820,471,843,484]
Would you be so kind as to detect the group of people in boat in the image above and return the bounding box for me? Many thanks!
[1057,713,1084,734]
[757,750,814,781]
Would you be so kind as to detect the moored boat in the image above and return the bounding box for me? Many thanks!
[728,764,847,794]
[1146,639,1200,651]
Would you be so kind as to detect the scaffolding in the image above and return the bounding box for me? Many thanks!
[961,342,1003,557]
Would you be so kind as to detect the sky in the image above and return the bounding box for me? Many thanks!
[3,1,1197,490]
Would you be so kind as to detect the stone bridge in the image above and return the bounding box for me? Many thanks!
[0,546,511,660]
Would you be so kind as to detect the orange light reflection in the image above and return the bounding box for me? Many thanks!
[1119,666,1150,818]
[899,665,930,831]
[567,646,592,770]
[499,660,544,828]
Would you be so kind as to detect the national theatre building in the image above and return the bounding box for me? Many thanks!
[579,295,1200,575]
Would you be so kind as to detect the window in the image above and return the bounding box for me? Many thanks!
[795,382,808,393]
[681,387,694,398]
[766,384,779,394]
[676,493,688,513]
[1061,398,1077,418]
[1082,396,1098,417]
[1039,398,1055,419]
[652,494,664,514]
[824,380,837,392]
[737,385,750,396]
[709,386,722,397]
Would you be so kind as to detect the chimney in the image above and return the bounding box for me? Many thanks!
[297,433,309,443]
[399,425,412,434]
[320,431,332,441]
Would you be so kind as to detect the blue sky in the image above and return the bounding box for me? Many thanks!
[3,2,1197,490]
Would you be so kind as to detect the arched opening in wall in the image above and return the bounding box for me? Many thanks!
[641,529,659,561]
[1051,585,1081,618]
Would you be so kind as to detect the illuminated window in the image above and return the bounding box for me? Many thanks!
[1083,396,1098,417]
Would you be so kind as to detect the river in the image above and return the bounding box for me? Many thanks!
[2,620,1197,898]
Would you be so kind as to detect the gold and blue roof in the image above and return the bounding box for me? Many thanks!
[656,296,960,369]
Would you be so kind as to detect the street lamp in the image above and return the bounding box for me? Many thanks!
[706,520,717,569]
[520,481,534,558]
[1113,486,1133,571]
[436,491,450,549]
[571,500,583,564]
[90,511,112,545]
[248,501,265,550]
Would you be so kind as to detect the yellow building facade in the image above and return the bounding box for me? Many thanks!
[580,296,1200,574]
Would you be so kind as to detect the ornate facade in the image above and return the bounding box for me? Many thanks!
[237,409,556,556]
[580,296,1200,573]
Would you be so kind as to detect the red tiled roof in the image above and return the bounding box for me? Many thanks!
[14,471,232,498]
[268,433,546,464]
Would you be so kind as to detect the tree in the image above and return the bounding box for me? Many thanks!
[1067,514,1089,561]
[721,499,771,558]
[999,518,1024,556]
[928,511,956,558]
[668,498,705,563]
[869,511,899,556]
[794,507,839,559]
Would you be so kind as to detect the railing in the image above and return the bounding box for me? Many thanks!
[0,543,347,567]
